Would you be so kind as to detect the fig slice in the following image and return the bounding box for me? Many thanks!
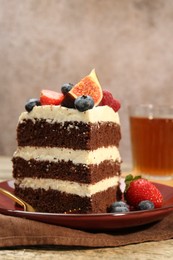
[69,69,103,106]
[61,69,103,108]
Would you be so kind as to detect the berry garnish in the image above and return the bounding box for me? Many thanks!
[74,95,94,112]
[61,83,74,95]
[40,90,64,105]
[99,90,121,112]
[138,200,155,210]
[110,98,121,112]
[125,174,163,209]
[110,201,129,213]
[99,90,113,106]
[25,98,41,112]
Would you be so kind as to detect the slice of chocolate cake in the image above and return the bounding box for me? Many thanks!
[12,70,122,213]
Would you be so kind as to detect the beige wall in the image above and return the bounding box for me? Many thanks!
[0,0,173,165]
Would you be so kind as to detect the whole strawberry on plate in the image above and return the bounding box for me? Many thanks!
[124,174,163,209]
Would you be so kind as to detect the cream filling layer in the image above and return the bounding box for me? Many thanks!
[19,105,120,125]
[15,176,119,197]
[13,146,121,165]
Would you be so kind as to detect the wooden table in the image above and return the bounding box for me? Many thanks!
[0,156,173,260]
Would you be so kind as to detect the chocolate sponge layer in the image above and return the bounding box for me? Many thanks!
[17,120,121,149]
[13,157,121,183]
[14,184,118,213]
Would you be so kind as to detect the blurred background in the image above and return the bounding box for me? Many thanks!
[0,0,173,166]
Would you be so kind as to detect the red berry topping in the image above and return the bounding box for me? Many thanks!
[99,90,121,112]
[40,90,64,105]
[110,98,121,112]
[124,175,163,209]
[100,90,114,106]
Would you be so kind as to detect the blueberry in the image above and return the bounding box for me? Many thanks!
[25,98,41,112]
[111,201,128,208]
[74,95,94,112]
[110,201,129,213]
[138,200,155,210]
[111,206,129,213]
[61,83,74,94]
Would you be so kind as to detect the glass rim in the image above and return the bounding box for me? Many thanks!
[128,103,173,118]
[128,103,173,109]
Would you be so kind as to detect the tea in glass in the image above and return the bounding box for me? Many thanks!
[129,104,173,179]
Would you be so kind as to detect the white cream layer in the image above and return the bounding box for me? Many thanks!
[19,105,120,125]
[15,176,119,197]
[13,146,121,164]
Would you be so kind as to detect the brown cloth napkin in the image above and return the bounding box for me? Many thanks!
[0,213,173,248]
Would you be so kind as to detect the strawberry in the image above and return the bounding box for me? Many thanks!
[124,175,163,209]
[99,90,121,112]
[40,90,64,105]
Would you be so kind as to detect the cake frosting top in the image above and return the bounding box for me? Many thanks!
[19,105,120,125]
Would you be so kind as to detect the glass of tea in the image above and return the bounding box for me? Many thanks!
[129,104,173,180]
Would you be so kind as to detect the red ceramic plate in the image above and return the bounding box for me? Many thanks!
[0,180,173,231]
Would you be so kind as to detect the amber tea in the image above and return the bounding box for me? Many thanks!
[129,105,173,179]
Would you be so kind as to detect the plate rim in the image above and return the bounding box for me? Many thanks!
[0,179,173,230]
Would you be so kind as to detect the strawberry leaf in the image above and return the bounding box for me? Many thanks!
[125,174,141,192]
[133,175,142,181]
[125,174,133,182]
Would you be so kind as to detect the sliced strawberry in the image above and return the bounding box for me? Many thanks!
[124,175,163,209]
[99,90,121,112]
[40,90,64,105]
